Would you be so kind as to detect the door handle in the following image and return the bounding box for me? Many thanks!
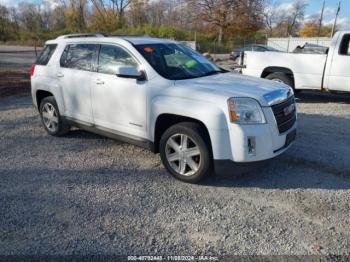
[56,72,64,78]
[96,79,104,85]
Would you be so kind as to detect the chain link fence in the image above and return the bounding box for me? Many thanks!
[197,35,268,54]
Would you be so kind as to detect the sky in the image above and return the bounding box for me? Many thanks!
[278,0,350,30]
[1,0,349,30]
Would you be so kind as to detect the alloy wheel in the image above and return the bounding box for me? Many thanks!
[165,133,201,176]
[42,102,59,132]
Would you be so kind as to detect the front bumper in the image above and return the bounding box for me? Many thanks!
[211,107,297,164]
[214,128,296,175]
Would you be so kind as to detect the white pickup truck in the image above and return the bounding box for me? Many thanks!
[242,31,350,92]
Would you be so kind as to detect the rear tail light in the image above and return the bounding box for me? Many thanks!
[30,64,36,77]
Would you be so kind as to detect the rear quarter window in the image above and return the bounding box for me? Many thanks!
[36,44,57,65]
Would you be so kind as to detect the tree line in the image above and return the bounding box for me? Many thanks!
[0,0,335,47]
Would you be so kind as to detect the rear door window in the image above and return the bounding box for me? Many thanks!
[339,34,350,55]
[36,44,57,65]
[60,44,98,71]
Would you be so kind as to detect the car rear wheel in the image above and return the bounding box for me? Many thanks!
[39,96,70,136]
[159,122,211,183]
[266,72,294,89]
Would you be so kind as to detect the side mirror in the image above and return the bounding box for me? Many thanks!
[116,66,146,81]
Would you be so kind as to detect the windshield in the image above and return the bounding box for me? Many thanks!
[135,43,225,80]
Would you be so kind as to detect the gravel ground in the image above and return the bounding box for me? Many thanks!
[0,92,350,256]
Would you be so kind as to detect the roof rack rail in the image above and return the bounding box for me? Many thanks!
[109,34,148,37]
[56,33,107,39]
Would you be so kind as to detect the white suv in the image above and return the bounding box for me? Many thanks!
[31,33,297,183]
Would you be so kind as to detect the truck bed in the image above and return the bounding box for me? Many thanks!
[242,52,327,90]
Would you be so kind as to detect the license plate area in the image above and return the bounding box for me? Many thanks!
[285,129,297,147]
[273,129,297,153]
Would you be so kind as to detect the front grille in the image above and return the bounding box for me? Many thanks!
[271,95,296,134]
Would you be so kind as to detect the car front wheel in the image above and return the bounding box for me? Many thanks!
[159,122,211,183]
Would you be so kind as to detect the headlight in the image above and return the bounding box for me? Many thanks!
[227,98,266,124]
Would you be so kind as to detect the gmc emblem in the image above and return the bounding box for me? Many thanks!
[284,103,295,116]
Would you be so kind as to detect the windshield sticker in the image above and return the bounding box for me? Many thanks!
[144,47,153,53]
[185,60,198,68]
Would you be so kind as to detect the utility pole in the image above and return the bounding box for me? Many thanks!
[179,0,182,27]
[318,0,326,39]
[331,1,341,37]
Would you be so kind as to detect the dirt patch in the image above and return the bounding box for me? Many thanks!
[0,68,31,97]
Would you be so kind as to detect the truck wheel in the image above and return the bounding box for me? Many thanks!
[159,122,211,183]
[39,96,70,136]
[266,72,294,89]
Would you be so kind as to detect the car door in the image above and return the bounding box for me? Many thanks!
[58,43,99,123]
[326,34,350,92]
[91,44,147,139]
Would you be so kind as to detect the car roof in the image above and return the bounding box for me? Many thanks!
[47,34,177,45]
[118,36,176,45]
[234,44,266,50]
[246,44,266,47]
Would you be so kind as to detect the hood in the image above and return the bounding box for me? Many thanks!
[173,72,292,107]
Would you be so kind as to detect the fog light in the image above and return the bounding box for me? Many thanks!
[247,137,256,155]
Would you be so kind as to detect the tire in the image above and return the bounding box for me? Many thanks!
[159,122,212,183]
[39,96,70,136]
[265,72,294,89]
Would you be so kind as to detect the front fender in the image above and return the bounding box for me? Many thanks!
[150,96,233,159]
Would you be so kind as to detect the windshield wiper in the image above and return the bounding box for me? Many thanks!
[174,70,224,80]
[200,70,222,77]
[174,76,197,80]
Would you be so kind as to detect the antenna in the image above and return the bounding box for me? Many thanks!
[331,1,341,37]
[317,0,326,38]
